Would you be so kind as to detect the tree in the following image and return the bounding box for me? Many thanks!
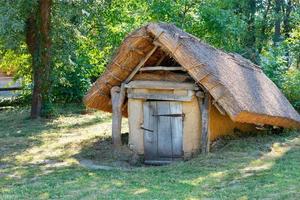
[257,0,271,54]
[26,0,52,118]
[240,0,258,63]
[273,0,283,45]
[0,0,52,118]
[0,0,299,111]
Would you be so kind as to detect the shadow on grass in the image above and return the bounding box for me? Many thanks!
[2,131,298,199]
[0,105,108,167]
[73,132,140,169]
[55,114,111,130]
[65,131,300,199]
[0,111,299,200]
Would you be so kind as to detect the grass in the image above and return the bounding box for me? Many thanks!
[0,104,299,200]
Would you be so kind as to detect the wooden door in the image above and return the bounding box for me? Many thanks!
[143,101,183,164]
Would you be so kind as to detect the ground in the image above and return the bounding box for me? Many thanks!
[0,105,299,200]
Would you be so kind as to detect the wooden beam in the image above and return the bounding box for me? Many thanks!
[155,54,167,65]
[201,91,211,154]
[139,66,186,72]
[153,40,163,47]
[0,87,23,91]
[132,72,190,82]
[110,84,126,147]
[125,45,158,83]
[195,91,204,98]
[125,81,199,90]
[213,100,226,115]
[127,92,193,102]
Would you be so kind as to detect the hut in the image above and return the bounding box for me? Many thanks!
[84,23,300,164]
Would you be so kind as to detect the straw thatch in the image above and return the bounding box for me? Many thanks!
[84,23,300,129]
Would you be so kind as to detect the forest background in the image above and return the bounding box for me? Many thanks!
[0,0,299,117]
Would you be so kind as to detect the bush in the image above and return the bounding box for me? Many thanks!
[282,68,300,111]
[0,49,30,76]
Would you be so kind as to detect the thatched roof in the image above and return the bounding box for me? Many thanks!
[84,23,300,129]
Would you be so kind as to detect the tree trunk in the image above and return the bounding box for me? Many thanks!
[244,0,257,63]
[282,0,293,67]
[257,0,271,54]
[273,0,282,45]
[27,0,52,119]
[282,0,292,39]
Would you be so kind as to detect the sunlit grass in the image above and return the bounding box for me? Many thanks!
[0,104,299,199]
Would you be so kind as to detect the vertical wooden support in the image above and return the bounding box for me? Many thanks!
[110,84,126,147]
[201,91,211,154]
[109,45,157,147]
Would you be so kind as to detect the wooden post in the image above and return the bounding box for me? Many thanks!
[110,84,126,147]
[201,91,211,154]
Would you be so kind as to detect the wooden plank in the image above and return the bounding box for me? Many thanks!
[125,45,158,83]
[155,54,167,66]
[201,91,211,154]
[0,87,23,91]
[196,93,203,153]
[127,99,144,154]
[157,101,173,159]
[127,93,193,102]
[170,102,183,157]
[213,101,226,115]
[143,101,158,161]
[110,85,126,147]
[132,72,190,82]
[125,81,198,90]
[139,66,186,72]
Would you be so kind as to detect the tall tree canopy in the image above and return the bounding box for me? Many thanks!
[0,0,300,115]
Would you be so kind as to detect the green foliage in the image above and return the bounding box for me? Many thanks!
[260,44,289,88]
[0,1,37,48]
[286,25,300,69]
[0,0,299,111]
[283,68,300,111]
[148,0,247,52]
[51,62,92,103]
[0,48,30,76]
[191,2,247,52]
[0,45,32,101]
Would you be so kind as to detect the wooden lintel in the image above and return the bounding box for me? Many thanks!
[127,92,193,102]
[139,66,186,72]
[125,81,199,90]
[125,45,158,83]
[201,91,211,154]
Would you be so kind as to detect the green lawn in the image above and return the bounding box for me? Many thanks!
[0,105,299,200]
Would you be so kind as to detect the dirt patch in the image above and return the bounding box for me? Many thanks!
[75,134,143,170]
